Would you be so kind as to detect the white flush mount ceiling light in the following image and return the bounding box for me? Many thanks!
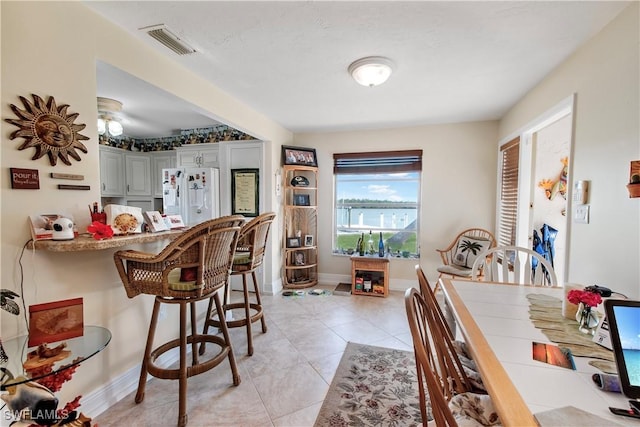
[97,97,124,137]
[348,56,394,87]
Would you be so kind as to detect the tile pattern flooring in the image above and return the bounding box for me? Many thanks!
[94,286,414,426]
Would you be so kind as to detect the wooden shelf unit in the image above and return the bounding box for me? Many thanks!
[283,165,318,288]
[351,255,389,297]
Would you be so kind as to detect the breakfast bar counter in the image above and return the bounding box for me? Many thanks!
[27,230,184,252]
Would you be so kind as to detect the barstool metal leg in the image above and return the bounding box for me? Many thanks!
[213,291,240,386]
[136,298,161,404]
[251,270,267,333]
[178,301,188,427]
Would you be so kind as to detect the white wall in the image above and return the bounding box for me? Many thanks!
[499,3,639,298]
[295,120,498,286]
[1,1,291,409]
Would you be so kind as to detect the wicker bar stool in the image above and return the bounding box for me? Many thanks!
[113,215,244,427]
[200,212,276,356]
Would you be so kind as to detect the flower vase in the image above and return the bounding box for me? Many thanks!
[576,303,599,335]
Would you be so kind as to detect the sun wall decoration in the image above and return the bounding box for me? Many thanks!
[5,94,89,166]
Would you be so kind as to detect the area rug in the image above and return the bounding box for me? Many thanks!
[314,342,425,427]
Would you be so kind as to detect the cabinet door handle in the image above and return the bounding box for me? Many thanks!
[127,184,130,193]
[102,183,105,191]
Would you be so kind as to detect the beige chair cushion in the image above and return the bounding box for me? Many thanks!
[437,264,473,277]
[449,392,501,426]
[167,268,201,291]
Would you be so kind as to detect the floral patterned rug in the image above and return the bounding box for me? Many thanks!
[314,342,425,427]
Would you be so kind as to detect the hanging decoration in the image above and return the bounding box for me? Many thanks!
[5,94,89,166]
[538,157,569,200]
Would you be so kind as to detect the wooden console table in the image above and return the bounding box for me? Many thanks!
[350,255,389,297]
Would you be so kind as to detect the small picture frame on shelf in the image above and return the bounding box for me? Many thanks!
[304,235,314,247]
[28,297,84,347]
[282,145,318,167]
[287,237,301,248]
[293,194,310,206]
[294,251,306,266]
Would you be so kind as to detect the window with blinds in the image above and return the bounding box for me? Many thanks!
[498,138,520,247]
[333,150,422,257]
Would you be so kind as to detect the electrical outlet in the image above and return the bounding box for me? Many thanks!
[574,205,590,224]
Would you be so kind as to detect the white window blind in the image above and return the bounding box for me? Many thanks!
[498,137,520,247]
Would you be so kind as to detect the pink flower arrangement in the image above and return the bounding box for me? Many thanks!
[567,289,602,308]
[87,221,114,240]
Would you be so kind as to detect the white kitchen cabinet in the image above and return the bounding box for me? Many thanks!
[125,154,152,197]
[176,143,220,168]
[99,146,125,197]
[152,152,177,197]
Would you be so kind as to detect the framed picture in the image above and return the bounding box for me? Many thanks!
[282,145,318,167]
[231,168,259,217]
[287,237,301,248]
[304,235,314,247]
[28,297,84,347]
[294,251,306,266]
[293,194,310,206]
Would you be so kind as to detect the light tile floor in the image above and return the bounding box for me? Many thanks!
[93,285,414,426]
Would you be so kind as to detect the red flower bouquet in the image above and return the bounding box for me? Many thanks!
[87,221,114,240]
[567,289,602,308]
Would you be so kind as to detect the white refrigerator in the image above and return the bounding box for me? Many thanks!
[162,167,220,226]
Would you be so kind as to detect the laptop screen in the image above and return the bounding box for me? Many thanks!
[604,299,640,399]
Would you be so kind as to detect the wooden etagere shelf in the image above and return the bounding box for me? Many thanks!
[282,165,318,288]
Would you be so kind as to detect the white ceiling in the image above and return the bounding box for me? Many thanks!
[87,1,630,138]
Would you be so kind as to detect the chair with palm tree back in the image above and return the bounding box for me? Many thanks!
[436,228,496,285]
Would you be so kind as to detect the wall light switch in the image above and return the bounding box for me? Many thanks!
[574,205,590,224]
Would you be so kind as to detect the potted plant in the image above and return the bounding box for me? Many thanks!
[628,173,640,198]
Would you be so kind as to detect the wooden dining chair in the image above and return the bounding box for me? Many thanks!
[113,215,245,427]
[414,266,484,395]
[404,288,500,426]
[470,245,558,286]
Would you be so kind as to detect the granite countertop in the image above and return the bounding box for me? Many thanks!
[27,230,184,252]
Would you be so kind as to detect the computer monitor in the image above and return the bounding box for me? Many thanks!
[604,299,640,400]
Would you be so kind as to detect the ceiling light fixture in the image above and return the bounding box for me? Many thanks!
[142,24,197,56]
[348,56,394,87]
[97,97,124,137]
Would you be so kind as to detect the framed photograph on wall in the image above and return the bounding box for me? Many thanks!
[231,168,259,217]
[287,237,301,248]
[282,145,318,167]
[304,235,314,247]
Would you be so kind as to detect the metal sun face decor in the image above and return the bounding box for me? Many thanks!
[5,94,89,166]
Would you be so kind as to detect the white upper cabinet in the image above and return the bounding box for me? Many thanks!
[125,154,152,196]
[99,146,125,197]
[176,143,220,168]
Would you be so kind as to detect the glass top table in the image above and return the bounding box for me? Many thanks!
[1,325,111,389]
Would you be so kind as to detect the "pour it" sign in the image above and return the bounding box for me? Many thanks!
[10,168,40,189]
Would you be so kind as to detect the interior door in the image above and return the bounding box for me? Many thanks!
[497,95,575,285]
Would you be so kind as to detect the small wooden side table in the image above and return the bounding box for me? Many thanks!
[350,255,389,297]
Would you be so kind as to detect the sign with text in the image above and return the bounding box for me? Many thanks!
[10,168,39,189]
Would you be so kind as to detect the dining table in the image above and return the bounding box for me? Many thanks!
[440,278,635,426]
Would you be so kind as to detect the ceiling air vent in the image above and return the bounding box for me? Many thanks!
[142,24,196,56]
